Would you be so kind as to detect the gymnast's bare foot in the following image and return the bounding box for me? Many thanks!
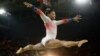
[16,48,24,54]
[78,39,88,47]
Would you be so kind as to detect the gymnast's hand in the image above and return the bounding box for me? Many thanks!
[73,15,82,23]
[23,2,33,8]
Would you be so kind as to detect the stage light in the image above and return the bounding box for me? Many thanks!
[45,54,57,56]
[0,8,11,16]
[43,51,59,56]
[0,9,6,14]
[74,0,92,5]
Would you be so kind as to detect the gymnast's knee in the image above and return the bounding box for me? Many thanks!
[25,44,33,48]
[41,38,51,46]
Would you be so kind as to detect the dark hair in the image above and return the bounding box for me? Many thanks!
[45,8,54,15]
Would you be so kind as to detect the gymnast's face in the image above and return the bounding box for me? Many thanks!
[48,11,56,20]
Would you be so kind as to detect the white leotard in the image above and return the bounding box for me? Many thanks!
[35,9,67,45]
[40,15,57,45]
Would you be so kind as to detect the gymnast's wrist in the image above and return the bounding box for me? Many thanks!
[32,5,37,11]
[68,18,74,22]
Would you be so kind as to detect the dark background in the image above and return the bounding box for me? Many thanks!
[0,0,100,56]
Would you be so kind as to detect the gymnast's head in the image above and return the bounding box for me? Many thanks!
[45,8,56,20]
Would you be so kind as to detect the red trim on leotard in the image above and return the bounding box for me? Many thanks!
[61,19,69,24]
[44,21,56,30]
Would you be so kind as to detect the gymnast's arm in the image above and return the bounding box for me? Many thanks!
[54,15,81,25]
[23,2,51,23]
